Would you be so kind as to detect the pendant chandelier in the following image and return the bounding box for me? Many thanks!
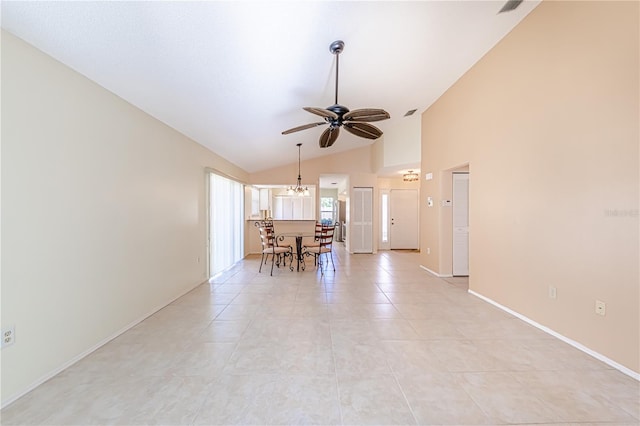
[403,170,419,182]
[288,143,309,196]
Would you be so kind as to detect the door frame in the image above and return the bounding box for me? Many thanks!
[438,164,470,276]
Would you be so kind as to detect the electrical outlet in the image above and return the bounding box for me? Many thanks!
[427,248,431,255]
[595,300,606,316]
[1,326,15,348]
[548,286,557,299]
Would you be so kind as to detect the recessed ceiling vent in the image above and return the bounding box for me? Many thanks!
[404,109,417,117]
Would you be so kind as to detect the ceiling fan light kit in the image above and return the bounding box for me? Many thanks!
[282,40,390,148]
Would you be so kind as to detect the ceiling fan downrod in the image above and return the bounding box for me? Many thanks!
[330,40,344,106]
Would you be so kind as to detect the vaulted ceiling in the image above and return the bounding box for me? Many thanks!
[1,1,540,173]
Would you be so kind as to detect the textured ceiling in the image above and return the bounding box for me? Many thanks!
[1,1,540,173]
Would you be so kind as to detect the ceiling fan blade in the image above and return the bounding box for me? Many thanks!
[319,126,340,148]
[498,0,523,13]
[282,122,326,135]
[343,108,390,123]
[304,107,338,120]
[343,122,383,140]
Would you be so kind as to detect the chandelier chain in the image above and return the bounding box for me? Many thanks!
[288,143,309,195]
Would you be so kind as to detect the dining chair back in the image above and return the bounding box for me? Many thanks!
[255,222,293,275]
[303,222,324,250]
[303,223,336,274]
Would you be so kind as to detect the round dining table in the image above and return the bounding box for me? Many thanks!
[277,231,316,271]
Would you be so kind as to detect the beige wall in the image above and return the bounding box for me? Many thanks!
[380,116,422,169]
[249,146,379,253]
[420,1,639,373]
[249,145,374,185]
[377,176,420,191]
[1,31,248,405]
[372,116,421,175]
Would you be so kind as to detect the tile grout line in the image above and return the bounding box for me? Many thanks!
[327,292,346,426]
[390,370,420,425]
[192,273,265,425]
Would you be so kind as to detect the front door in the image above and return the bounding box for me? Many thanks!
[390,189,419,249]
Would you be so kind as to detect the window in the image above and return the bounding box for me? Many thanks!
[381,193,389,243]
[320,197,334,223]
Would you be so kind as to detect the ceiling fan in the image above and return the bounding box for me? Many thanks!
[282,40,390,148]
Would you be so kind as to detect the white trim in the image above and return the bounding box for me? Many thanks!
[419,264,453,278]
[0,280,207,409]
[468,289,640,381]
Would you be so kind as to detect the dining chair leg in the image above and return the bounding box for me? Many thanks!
[270,253,275,276]
[318,253,325,276]
[259,253,265,273]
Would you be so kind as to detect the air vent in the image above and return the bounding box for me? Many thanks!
[404,109,417,117]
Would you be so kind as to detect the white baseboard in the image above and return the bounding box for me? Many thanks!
[1,279,207,409]
[468,289,640,381]
[419,264,453,278]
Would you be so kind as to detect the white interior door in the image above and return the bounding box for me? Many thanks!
[352,187,373,253]
[390,189,419,249]
[452,173,469,276]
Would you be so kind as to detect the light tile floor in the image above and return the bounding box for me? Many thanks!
[2,244,639,425]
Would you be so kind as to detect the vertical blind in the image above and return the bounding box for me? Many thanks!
[209,173,244,276]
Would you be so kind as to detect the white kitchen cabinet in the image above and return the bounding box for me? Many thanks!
[272,195,314,220]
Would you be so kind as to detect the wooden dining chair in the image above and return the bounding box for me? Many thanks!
[302,224,335,274]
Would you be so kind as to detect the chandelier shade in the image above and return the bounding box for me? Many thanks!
[288,143,309,196]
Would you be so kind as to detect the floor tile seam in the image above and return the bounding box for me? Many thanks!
[218,372,339,381]
[389,371,421,425]
[215,316,260,378]
[505,387,638,425]
[210,297,242,322]
[454,336,572,343]
[328,320,346,426]
[619,403,640,422]
[187,374,236,426]
[519,383,640,424]
[403,316,424,339]
[451,372,498,425]
[455,369,640,419]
